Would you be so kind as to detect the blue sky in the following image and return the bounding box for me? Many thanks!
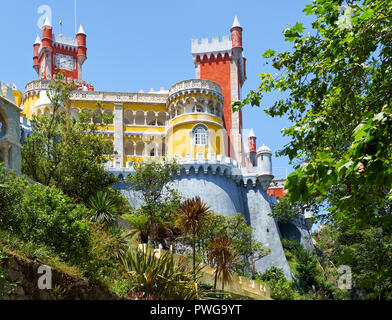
[1,0,314,179]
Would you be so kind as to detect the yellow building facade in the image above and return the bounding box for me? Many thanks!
[22,78,230,168]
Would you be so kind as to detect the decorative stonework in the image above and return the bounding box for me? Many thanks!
[70,91,168,104]
[169,79,222,96]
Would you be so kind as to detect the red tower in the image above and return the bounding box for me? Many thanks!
[33,18,89,86]
[33,34,41,74]
[248,128,256,165]
[191,16,247,164]
[76,25,87,80]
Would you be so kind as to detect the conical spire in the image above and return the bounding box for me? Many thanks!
[34,34,42,45]
[77,24,86,35]
[232,16,241,28]
[248,128,256,138]
[43,16,52,27]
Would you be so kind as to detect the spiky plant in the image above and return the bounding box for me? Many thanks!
[175,196,212,275]
[207,236,238,291]
[121,247,201,300]
[88,191,118,226]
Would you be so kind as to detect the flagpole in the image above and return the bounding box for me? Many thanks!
[74,0,77,34]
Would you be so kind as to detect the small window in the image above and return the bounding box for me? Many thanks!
[150,149,155,157]
[193,126,208,146]
[193,105,204,113]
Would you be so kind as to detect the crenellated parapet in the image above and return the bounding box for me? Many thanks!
[167,79,224,121]
[168,79,223,103]
[191,36,232,63]
[107,155,273,190]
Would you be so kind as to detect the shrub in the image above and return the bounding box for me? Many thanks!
[87,191,118,226]
[0,167,91,263]
[82,222,128,280]
[256,266,299,300]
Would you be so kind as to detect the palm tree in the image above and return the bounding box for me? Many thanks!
[207,236,238,291]
[122,213,151,243]
[176,196,212,275]
[88,191,118,226]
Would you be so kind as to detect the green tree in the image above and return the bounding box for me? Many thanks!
[176,196,212,275]
[315,225,392,299]
[22,72,116,204]
[234,0,392,297]
[126,159,181,244]
[122,212,151,243]
[256,266,299,300]
[200,212,270,278]
[206,236,238,291]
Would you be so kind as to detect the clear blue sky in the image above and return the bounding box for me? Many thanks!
[1,0,314,179]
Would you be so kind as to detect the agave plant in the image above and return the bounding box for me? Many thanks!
[175,197,212,275]
[121,247,201,300]
[207,236,238,291]
[88,191,118,226]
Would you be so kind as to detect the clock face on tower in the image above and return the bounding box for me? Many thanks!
[54,54,74,71]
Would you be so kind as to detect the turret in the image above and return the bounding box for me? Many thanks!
[76,25,87,80]
[190,16,246,164]
[33,34,41,74]
[248,128,256,166]
[41,17,53,53]
[257,144,272,174]
[230,16,243,49]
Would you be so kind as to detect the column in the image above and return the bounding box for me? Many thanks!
[230,47,244,166]
[113,104,124,168]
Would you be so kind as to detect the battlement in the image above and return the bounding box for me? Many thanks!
[54,34,77,47]
[191,35,231,57]
[167,79,223,105]
[106,155,273,190]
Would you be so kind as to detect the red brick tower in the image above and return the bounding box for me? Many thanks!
[33,18,89,86]
[191,16,247,164]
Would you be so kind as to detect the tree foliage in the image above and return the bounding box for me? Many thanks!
[200,212,270,278]
[22,72,116,204]
[206,236,238,291]
[176,196,212,274]
[125,159,181,245]
[234,0,392,297]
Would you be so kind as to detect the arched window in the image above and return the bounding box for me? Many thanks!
[69,107,79,120]
[136,140,145,156]
[124,109,134,125]
[146,111,156,126]
[193,125,208,146]
[157,111,167,126]
[0,112,6,138]
[192,104,204,113]
[135,110,145,125]
[103,109,113,124]
[92,108,102,124]
[124,140,135,156]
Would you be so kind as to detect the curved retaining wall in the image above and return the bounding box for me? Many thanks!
[113,165,294,280]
